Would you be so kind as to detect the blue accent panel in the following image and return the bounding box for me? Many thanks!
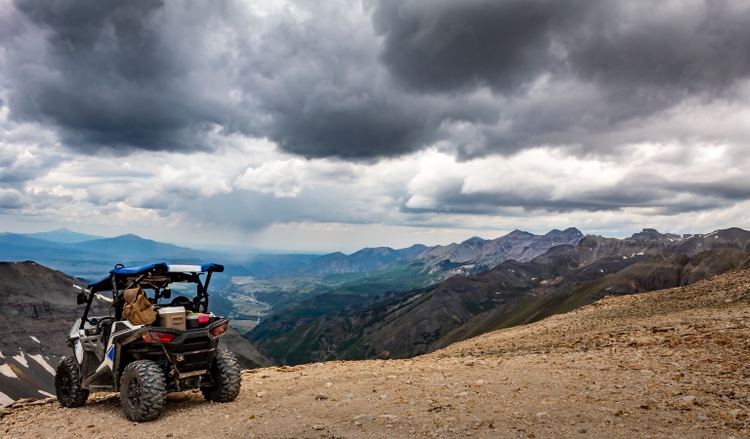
[87,275,111,292]
[200,263,224,272]
[110,262,169,276]
[107,346,115,362]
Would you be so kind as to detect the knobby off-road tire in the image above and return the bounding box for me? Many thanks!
[119,360,167,422]
[201,348,241,403]
[55,356,89,407]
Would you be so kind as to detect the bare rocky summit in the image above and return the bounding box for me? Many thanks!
[3,268,750,438]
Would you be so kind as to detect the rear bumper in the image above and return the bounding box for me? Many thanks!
[157,318,228,374]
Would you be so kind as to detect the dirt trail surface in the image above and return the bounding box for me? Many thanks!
[3,269,750,439]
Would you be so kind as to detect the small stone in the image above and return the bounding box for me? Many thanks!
[324,382,332,388]
[315,393,329,400]
[387,375,398,380]
[379,394,388,400]
[579,428,588,433]
[676,395,697,409]
[312,424,325,430]
[353,414,374,422]
[255,391,266,397]
[381,414,397,421]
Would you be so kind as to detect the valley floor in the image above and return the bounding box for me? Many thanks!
[3,269,750,438]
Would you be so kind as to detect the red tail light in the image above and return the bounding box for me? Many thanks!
[198,314,210,324]
[145,331,177,343]
[210,323,228,336]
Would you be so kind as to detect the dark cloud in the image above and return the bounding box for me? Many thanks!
[15,0,164,76]
[566,2,750,93]
[5,0,227,153]
[372,0,750,157]
[241,7,445,159]
[371,0,586,93]
[401,170,742,217]
[374,0,750,95]
[262,94,438,159]
[2,0,750,160]
[0,189,25,209]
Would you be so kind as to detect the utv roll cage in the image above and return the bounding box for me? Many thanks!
[57,261,240,422]
[78,262,224,330]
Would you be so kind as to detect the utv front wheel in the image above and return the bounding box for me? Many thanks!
[201,348,241,403]
[55,356,89,407]
[119,360,166,422]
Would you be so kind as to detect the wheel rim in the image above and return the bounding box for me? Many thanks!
[125,376,141,410]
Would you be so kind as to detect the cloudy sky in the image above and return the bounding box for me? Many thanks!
[1,0,749,252]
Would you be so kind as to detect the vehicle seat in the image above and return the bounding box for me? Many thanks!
[169,295,195,311]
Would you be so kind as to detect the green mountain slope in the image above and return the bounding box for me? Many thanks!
[251,228,750,366]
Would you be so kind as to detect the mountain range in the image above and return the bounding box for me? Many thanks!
[250,227,750,365]
[0,232,204,280]
[217,227,586,325]
[299,227,584,277]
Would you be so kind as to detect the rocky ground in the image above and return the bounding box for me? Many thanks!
[3,268,750,438]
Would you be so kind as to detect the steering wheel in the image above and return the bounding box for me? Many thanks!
[96,316,114,331]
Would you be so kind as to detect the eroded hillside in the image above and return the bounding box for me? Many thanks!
[254,229,750,365]
[3,267,750,438]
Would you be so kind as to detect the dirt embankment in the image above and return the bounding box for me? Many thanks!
[3,269,750,439]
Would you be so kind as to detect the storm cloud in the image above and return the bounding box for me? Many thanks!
[1,0,750,249]
[2,0,749,159]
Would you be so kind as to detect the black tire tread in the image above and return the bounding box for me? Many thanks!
[119,360,166,422]
[201,348,241,403]
[55,356,89,408]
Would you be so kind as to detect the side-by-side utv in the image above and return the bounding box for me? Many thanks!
[55,262,241,422]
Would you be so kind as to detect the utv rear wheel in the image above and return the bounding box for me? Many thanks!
[201,348,241,403]
[55,356,89,407]
[119,360,166,422]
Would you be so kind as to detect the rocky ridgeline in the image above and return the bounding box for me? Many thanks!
[3,268,750,438]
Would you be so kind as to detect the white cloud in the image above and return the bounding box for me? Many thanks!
[235,159,314,198]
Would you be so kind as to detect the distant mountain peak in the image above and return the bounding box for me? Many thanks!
[628,228,683,242]
[21,228,105,244]
[463,236,484,244]
[545,227,583,238]
[507,229,533,236]
[115,233,144,240]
